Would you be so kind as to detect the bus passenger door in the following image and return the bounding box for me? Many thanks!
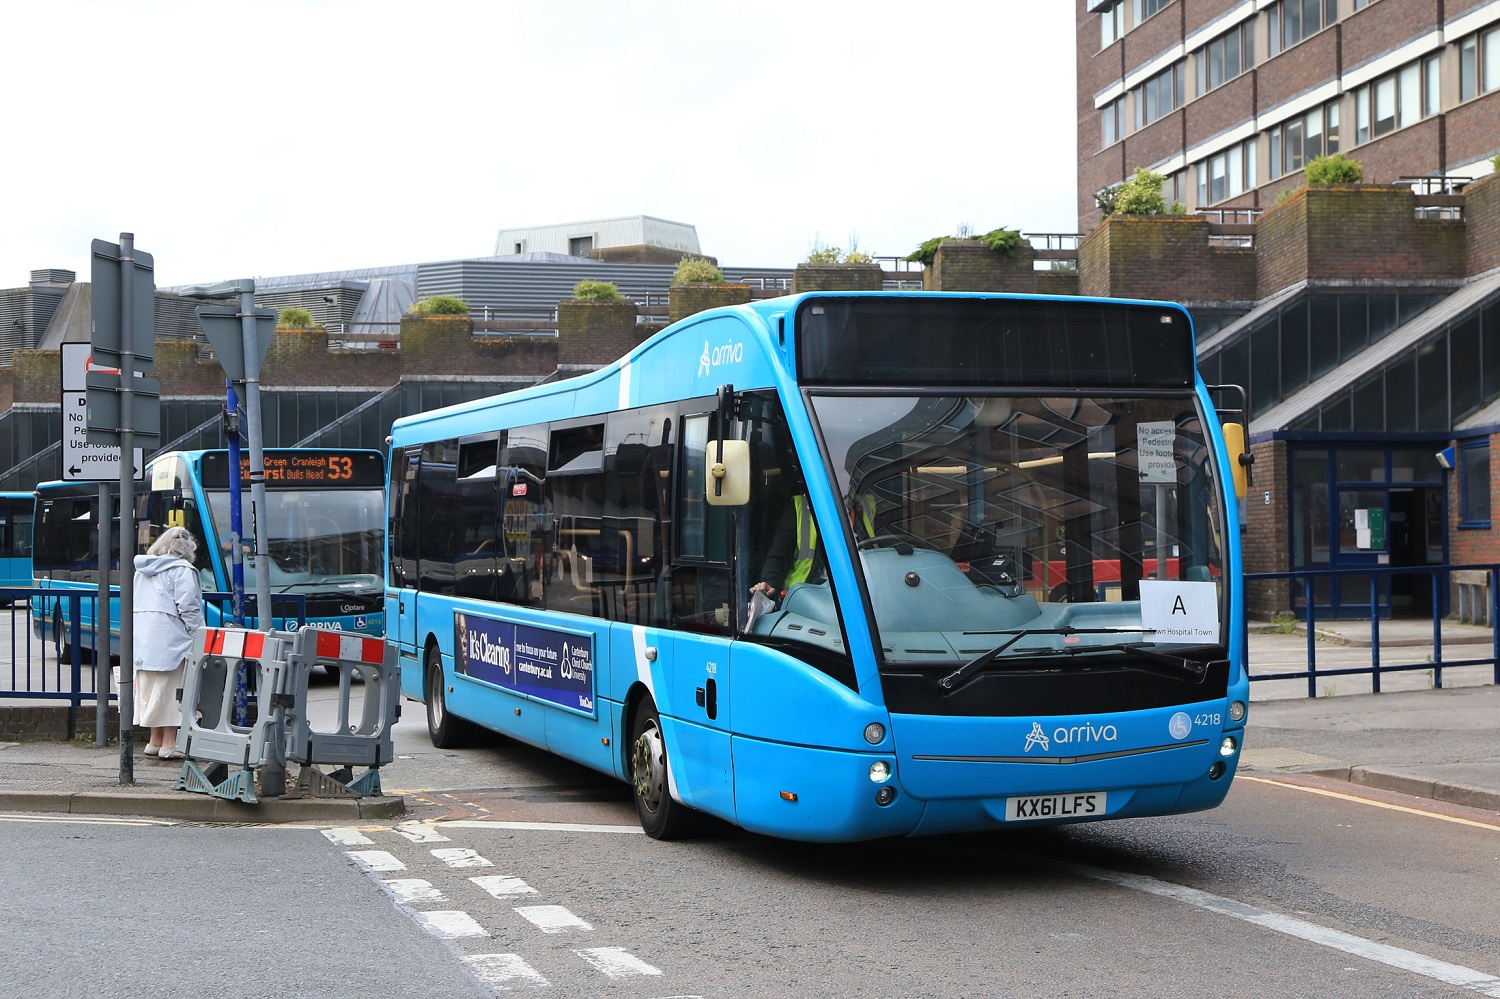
[388,448,422,696]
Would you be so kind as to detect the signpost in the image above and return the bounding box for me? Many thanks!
[88,233,158,784]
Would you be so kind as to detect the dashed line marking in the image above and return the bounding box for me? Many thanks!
[515,905,592,934]
[383,879,448,904]
[471,875,538,900]
[461,953,549,990]
[322,827,374,846]
[1067,862,1500,997]
[439,819,643,835]
[0,813,175,827]
[433,847,493,868]
[412,910,490,939]
[345,850,405,872]
[576,946,662,978]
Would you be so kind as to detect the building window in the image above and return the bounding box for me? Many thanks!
[1196,138,1257,205]
[1352,61,1436,146]
[1268,0,1338,58]
[1461,441,1491,527]
[1102,96,1124,147]
[1268,103,1339,179]
[1461,35,1478,101]
[1133,0,1171,26]
[568,236,593,257]
[1195,21,1255,95]
[1133,62,1185,130]
[1101,2,1124,47]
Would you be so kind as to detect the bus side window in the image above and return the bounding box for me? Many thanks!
[672,414,731,635]
[416,441,459,596]
[455,437,500,601]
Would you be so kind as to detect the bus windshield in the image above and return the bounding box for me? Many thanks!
[203,487,384,594]
[808,392,1227,667]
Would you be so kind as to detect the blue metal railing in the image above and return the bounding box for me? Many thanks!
[1244,564,1500,697]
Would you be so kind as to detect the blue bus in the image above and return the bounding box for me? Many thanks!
[387,292,1251,842]
[0,491,35,598]
[33,448,386,658]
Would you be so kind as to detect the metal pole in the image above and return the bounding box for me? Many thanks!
[117,232,136,785]
[226,380,248,726]
[239,286,283,796]
[96,482,111,748]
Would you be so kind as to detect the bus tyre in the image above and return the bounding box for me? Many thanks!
[425,646,473,749]
[53,610,71,662]
[629,699,694,840]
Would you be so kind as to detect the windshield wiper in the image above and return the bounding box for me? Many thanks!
[1092,643,1211,683]
[937,627,1152,691]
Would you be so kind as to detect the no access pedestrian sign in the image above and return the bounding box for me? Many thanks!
[60,343,143,482]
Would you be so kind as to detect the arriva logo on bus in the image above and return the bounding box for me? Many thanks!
[1023,720,1119,752]
[697,339,744,377]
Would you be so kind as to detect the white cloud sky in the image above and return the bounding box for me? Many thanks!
[3,0,1077,288]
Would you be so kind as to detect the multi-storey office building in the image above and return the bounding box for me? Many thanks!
[1080,0,1500,624]
[1079,0,1500,230]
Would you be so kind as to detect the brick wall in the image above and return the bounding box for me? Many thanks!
[668,283,752,324]
[1447,96,1500,168]
[1077,215,1256,302]
[1121,108,1187,181]
[791,264,884,293]
[1255,185,1466,298]
[927,241,1043,293]
[556,299,645,365]
[1466,173,1500,274]
[1185,74,1255,151]
[1348,119,1445,184]
[0,705,146,742]
[1256,29,1339,112]
[1244,439,1292,619]
[1342,0,1439,68]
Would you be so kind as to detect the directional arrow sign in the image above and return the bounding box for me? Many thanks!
[60,343,143,482]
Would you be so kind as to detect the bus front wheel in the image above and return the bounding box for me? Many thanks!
[425,646,473,749]
[629,698,694,840]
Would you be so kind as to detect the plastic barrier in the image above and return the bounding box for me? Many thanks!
[175,626,399,804]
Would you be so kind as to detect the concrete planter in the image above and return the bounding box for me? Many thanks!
[791,263,884,294]
[557,299,642,365]
[668,282,752,323]
[926,239,1038,292]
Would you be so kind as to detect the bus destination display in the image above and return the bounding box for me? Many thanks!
[200,450,384,488]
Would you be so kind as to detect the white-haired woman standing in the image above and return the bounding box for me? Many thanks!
[133,526,204,759]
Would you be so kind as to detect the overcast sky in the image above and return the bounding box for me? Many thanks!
[4,1,1077,289]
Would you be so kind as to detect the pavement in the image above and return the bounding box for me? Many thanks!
[0,617,1497,824]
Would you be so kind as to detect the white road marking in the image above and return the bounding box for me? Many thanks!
[433,847,493,868]
[461,953,548,990]
[515,904,592,934]
[412,910,490,939]
[575,946,662,978]
[345,850,405,872]
[383,879,448,904]
[471,875,538,899]
[0,813,174,827]
[393,821,450,843]
[1241,775,1500,832]
[321,827,374,846]
[1069,862,1500,997]
[439,819,643,835]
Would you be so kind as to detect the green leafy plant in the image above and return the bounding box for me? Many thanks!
[672,256,723,283]
[409,295,469,316]
[1094,185,1121,216]
[1112,167,1168,215]
[572,280,623,302]
[1305,153,1363,184]
[905,236,945,266]
[1274,187,1297,206]
[977,227,1023,253]
[805,237,842,264]
[1169,199,1187,215]
[1491,152,1500,172]
[278,306,314,328]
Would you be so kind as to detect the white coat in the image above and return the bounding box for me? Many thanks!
[132,554,204,673]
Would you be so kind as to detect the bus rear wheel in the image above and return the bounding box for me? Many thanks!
[629,698,694,840]
[425,646,473,749]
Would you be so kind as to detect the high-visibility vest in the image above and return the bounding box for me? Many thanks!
[785,494,877,588]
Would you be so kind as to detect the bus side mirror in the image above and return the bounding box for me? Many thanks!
[1222,422,1252,499]
[705,440,750,506]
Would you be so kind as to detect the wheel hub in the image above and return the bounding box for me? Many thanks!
[631,724,665,813]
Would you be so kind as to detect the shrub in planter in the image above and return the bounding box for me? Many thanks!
[409,295,469,316]
[672,256,723,283]
[279,306,314,328]
[1305,153,1363,184]
[573,279,623,301]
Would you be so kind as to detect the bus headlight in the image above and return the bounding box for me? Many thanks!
[1220,736,1238,757]
[863,723,886,745]
[1228,700,1246,723]
[869,760,892,783]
